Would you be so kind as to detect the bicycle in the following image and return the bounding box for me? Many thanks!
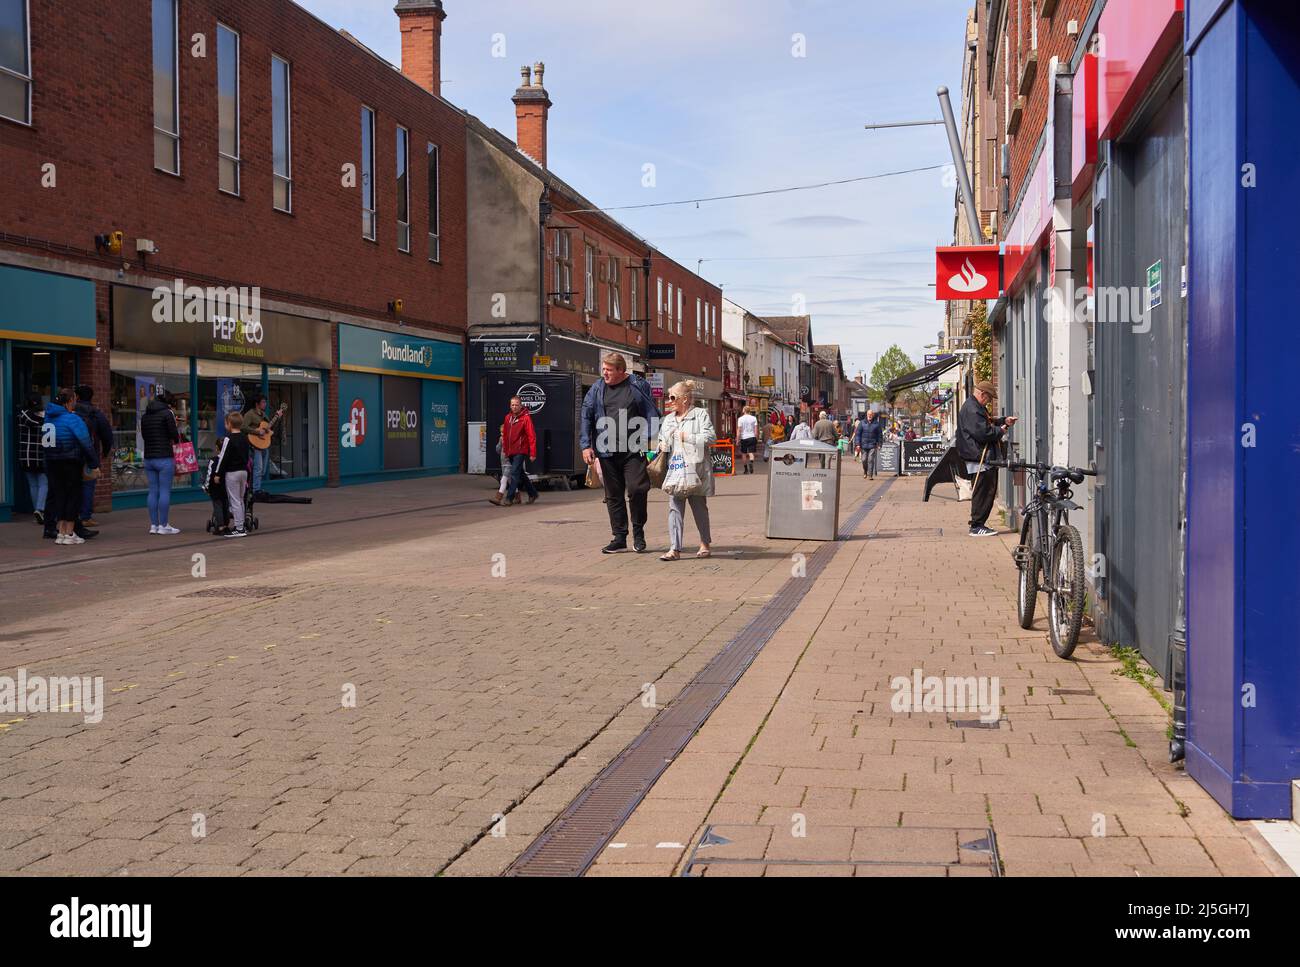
[989,459,1097,659]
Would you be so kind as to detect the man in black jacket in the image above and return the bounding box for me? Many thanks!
[75,385,114,528]
[957,380,1017,537]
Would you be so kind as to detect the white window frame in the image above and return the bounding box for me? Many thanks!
[696,297,702,341]
[657,278,664,329]
[272,55,293,212]
[396,124,410,253]
[427,142,440,262]
[667,282,674,332]
[216,23,240,196]
[584,243,596,312]
[608,257,621,321]
[630,270,639,324]
[152,0,180,174]
[0,0,32,126]
[677,288,684,336]
[360,105,376,241]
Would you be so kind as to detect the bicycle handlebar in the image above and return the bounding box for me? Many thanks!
[987,459,1097,482]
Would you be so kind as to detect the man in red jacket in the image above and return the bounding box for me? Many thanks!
[490,396,540,506]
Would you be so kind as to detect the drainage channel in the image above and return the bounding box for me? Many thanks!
[506,478,896,877]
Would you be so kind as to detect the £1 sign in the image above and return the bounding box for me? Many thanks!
[935,246,1000,300]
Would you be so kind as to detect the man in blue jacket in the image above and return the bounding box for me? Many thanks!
[853,410,885,479]
[43,388,100,545]
[581,352,660,554]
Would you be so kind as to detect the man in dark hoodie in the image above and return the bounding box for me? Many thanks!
[74,385,113,527]
[957,380,1017,537]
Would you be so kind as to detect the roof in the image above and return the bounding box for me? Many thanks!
[464,115,720,292]
[764,316,811,344]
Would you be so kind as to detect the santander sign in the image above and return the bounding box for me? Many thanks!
[935,246,1001,300]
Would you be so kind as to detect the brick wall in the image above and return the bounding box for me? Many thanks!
[989,0,1095,218]
[1,0,467,335]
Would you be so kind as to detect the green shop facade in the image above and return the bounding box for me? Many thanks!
[1,265,463,521]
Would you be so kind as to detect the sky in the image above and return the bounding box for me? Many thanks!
[297,0,973,382]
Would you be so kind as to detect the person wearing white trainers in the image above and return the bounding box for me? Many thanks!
[43,389,98,546]
[957,380,1017,537]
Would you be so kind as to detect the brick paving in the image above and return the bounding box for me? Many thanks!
[591,476,1290,878]
[0,470,1287,877]
[0,470,848,876]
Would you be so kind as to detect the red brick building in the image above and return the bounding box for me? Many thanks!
[0,0,467,520]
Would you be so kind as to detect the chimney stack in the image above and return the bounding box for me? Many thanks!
[394,0,447,95]
[513,60,552,168]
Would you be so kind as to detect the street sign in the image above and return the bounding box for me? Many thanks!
[1147,260,1163,310]
[924,353,954,367]
[759,374,775,387]
[531,354,551,373]
[647,343,675,359]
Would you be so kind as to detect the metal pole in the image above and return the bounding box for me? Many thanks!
[937,85,985,244]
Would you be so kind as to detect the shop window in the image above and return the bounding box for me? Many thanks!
[109,352,191,493]
[267,368,323,479]
[195,359,263,473]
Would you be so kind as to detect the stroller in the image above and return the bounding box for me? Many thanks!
[202,446,258,536]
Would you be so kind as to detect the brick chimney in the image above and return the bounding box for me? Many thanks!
[513,62,552,168]
[394,0,447,95]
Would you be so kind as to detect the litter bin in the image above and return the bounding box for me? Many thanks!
[765,439,842,541]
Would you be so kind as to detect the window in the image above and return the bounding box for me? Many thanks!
[553,230,572,303]
[584,244,596,312]
[630,270,639,324]
[396,125,410,252]
[608,257,621,321]
[696,298,702,341]
[271,56,292,211]
[657,278,663,328]
[712,304,718,346]
[360,106,375,239]
[427,143,440,261]
[151,0,179,173]
[217,25,239,194]
[667,283,674,332]
[0,0,31,124]
[677,288,684,336]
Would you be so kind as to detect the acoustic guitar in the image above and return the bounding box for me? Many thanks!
[248,403,288,451]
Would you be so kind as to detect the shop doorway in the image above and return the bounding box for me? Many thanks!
[10,346,79,515]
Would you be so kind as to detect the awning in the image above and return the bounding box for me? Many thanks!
[884,355,961,397]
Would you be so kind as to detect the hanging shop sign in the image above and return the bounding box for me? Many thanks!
[759,375,775,387]
[647,343,676,360]
[111,284,330,367]
[482,340,525,369]
[935,246,1001,300]
[0,265,97,345]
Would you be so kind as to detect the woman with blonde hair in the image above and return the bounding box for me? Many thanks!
[656,380,716,561]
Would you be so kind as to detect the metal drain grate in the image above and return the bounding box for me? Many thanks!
[951,718,1002,729]
[1049,687,1095,696]
[183,586,287,599]
[507,479,896,877]
[680,823,1001,877]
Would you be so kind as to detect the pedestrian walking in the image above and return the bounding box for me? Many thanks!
[17,393,47,525]
[854,409,885,479]
[140,389,182,535]
[657,380,715,561]
[790,418,813,442]
[212,411,251,538]
[491,396,539,506]
[42,389,99,545]
[765,417,785,460]
[812,410,838,445]
[580,352,659,554]
[958,379,1017,537]
[73,385,113,528]
[736,405,759,474]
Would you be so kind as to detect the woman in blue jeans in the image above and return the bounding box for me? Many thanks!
[139,391,182,535]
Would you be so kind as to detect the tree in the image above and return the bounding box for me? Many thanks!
[968,301,992,383]
[869,345,928,413]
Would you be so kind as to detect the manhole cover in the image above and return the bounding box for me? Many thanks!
[681,824,1000,877]
[183,586,287,599]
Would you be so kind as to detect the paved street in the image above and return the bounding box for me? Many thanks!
[0,470,1285,876]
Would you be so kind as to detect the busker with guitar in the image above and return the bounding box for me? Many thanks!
[244,394,287,493]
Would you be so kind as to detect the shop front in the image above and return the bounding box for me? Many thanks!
[109,285,333,507]
[337,323,462,482]
[1,265,98,520]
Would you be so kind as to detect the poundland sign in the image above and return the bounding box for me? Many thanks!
[338,323,463,381]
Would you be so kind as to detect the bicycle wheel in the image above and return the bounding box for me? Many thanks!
[1048,524,1085,659]
[1015,514,1038,629]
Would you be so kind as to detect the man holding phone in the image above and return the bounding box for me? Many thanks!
[958,380,1017,537]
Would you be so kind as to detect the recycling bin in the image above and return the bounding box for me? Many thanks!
[765,439,842,541]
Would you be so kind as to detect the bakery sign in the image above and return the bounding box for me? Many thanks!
[935,246,1001,300]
